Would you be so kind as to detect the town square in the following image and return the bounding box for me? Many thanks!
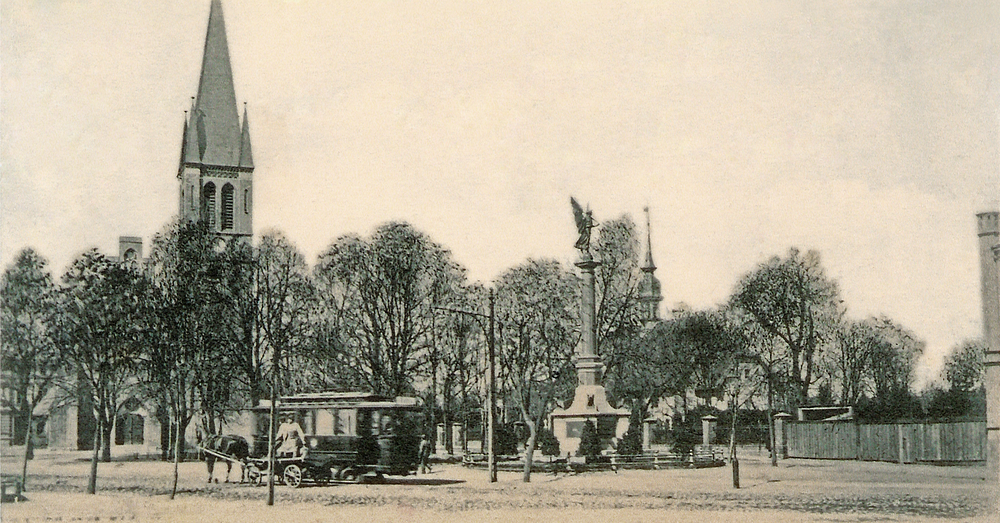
[2,1,998,521]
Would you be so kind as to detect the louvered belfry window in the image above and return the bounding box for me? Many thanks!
[203,182,217,229]
[221,183,234,230]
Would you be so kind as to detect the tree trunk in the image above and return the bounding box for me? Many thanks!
[729,393,738,460]
[101,411,113,463]
[521,419,536,483]
[20,425,34,491]
[767,375,777,467]
[461,364,469,453]
[170,413,183,500]
[87,417,100,495]
[443,380,452,455]
[13,398,29,447]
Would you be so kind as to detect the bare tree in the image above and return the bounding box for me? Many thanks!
[944,339,985,393]
[495,259,577,482]
[55,249,144,494]
[732,248,842,406]
[314,222,461,397]
[144,221,246,498]
[831,320,879,405]
[255,231,316,395]
[1,248,62,487]
[592,216,643,390]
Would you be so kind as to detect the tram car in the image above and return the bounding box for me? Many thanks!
[246,392,423,487]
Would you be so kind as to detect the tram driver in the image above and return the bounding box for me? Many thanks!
[276,413,305,458]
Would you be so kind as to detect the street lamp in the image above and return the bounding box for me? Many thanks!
[723,366,746,489]
[435,288,498,483]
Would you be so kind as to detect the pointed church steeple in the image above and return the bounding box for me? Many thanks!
[177,0,254,239]
[638,206,663,325]
[191,0,242,168]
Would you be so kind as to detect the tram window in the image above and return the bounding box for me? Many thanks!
[371,411,381,435]
[316,409,334,435]
[302,411,315,435]
[336,409,356,436]
[356,410,371,436]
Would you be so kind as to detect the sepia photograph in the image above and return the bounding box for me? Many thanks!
[1,1,999,521]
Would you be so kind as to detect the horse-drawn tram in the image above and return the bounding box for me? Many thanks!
[223,392,423,488]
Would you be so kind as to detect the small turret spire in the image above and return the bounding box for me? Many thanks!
[642,206,656,272]
[239,102,254,168]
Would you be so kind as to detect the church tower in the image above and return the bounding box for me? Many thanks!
[178,0,253,240]
[637,207,663,325]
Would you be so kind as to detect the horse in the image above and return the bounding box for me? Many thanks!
[202,434,250,483]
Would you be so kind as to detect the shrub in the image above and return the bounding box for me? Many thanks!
[617,427,642,455]
[577,420,602,458]
[536,427,560,456]
[493,424,519,456]
[616,409,644,455]
[669,426,700,456]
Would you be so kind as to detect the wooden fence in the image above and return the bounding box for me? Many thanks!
[785,420,985,463]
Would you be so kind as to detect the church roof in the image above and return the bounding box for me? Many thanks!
[187,0,244,168]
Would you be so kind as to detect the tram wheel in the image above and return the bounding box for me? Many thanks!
[340,467,359,483]
[283,464,303,488]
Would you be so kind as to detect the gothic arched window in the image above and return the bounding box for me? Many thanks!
[221,183,234,230]
[203,182,217,229]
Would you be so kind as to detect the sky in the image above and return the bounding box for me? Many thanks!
[2,1,998,389]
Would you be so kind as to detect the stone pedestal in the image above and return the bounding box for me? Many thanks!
[701,415,718,445]
[774,412,793,459]
[551,386,630,456]
[436,423,446,454]
[642,418,654,450]
[451,423,463,454]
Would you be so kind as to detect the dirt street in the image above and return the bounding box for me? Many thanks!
[1,447,996,522]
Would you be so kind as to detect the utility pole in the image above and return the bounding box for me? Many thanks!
[267,345,278,506]
[488,289,497,483]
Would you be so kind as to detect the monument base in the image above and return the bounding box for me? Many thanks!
[550,384,630,456]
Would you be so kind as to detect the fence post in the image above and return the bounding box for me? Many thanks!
[701,415,717,446]
[897,424,904,464]
[773,412,792,459]
[855,420,861,461]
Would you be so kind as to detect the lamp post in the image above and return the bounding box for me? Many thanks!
[487,290,497,483]
[724,368,743,489]
[435,288,498,483]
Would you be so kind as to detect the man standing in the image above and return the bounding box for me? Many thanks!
[275,414,304,458]
[419,434,432,474]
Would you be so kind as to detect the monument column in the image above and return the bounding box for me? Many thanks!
[549,199,631,456]
[576,254,603,386]
[977,211,1000,489]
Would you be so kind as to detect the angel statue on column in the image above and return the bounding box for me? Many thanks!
[571,197,596,255]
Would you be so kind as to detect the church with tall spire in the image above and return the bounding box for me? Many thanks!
[178,0,254,239]
[23,0,258,453]
[638,207,663,326]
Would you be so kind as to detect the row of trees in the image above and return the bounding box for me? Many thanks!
[2,212,987,488]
